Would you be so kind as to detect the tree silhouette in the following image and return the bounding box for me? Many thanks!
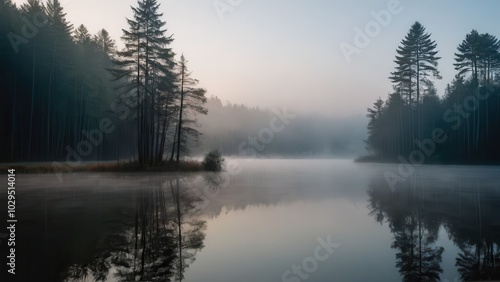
[390,22,441,108]
[111,0,178,167]
[368,177,445,281]
[368,172,500,282]
[172,54,208,165]
[0,0,146,162]
[94,29,116,56]
[364,26,500,164]
[57,176,207,282]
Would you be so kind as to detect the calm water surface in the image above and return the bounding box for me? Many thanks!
[2,159,500,282]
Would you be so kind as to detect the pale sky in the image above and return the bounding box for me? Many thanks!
[12,0,500,117]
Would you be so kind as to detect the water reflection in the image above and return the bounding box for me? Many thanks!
[5,160,500,282]
[59,175,207,281]
[368,173,500,281]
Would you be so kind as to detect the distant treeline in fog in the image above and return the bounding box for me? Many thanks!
[364,22,500,164]
[193,97,366,158]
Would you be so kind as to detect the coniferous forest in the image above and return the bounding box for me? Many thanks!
[2,1,500,166]
[0,0,207,166]
[364,22,500,164]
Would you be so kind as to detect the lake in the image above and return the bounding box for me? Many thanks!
[2,159,500,281]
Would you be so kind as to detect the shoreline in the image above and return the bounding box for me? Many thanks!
[0,160,205,174]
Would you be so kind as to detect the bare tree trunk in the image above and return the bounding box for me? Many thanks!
[11,69,17,160]
[28,47,36,160]
[170,128,177,162]
[176,61,185,168]
[47,41,56,160]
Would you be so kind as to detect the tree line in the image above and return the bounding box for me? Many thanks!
[194,96,366,158]
[365,21,500,163]
[0,0,207,167]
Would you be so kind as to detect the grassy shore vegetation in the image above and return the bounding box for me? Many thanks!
[0,160,203,174]
[0,150,226,174]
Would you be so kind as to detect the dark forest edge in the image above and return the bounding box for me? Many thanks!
[358,22,500,165]
[0,0,209,168]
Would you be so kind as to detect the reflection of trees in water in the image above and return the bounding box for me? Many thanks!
[202,172,226,196]
[62,176,207,282]
[169,177,206,281]
[445,184,500,281]
[368,177,444,281]
[391,224,444,282]
[368,174,500,281]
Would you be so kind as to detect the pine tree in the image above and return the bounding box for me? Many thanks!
[94,29,116,55]
[43,0,75,159]
[389,21,441,144]
[19,0,45,16]
[112,0,176,167]
[455,30,499,86]
[74,24,91,44]
[455,30,481,87]
[174,55,207,165]
[366,98,384,154]
[478,33,500,84]
[390,22,441,107]
[454,30,500,153]
[46,0,73,38]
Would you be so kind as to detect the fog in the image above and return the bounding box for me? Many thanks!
[192,97,367,158]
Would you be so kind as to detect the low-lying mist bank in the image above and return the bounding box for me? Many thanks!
[192,97,367,158]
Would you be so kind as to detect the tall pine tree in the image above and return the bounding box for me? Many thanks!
[112,0,177,167]
[390,22,441,107]
[390,21,441,143]
[173,55,207,165]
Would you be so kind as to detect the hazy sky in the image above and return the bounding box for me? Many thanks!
[13,0,500,117]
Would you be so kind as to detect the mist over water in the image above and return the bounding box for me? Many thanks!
[3,159,500,281]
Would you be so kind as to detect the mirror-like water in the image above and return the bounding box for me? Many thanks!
[2,159,500,281]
